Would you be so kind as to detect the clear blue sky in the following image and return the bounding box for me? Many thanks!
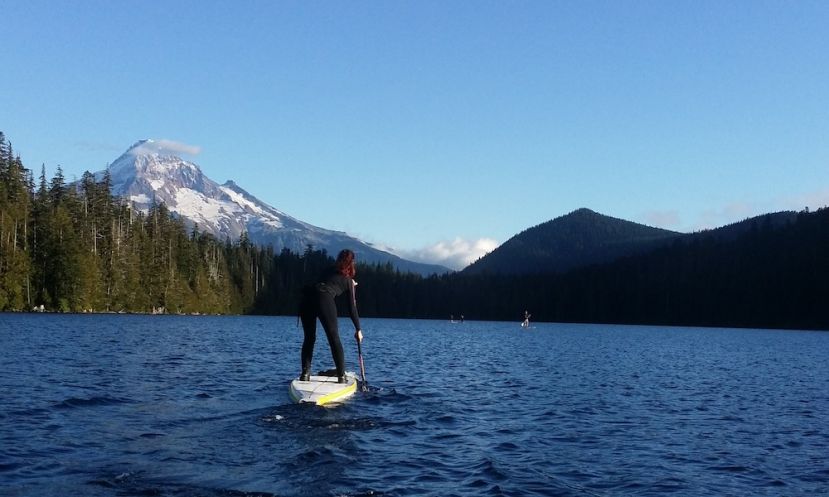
[4,1,828,268]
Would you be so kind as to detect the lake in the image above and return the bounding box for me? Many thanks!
[1,314,827,496]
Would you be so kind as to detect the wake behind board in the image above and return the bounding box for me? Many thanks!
[289,372,357,406]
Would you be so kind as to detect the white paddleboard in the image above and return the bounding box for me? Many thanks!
[289,372,358,406]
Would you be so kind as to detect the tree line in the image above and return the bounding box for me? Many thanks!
[3,131,828,329]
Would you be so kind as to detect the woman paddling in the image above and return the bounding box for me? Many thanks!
[298,249,363,383]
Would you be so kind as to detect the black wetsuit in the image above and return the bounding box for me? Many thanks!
[299,267,361,377]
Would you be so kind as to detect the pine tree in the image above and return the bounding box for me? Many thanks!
[0,134,33,310]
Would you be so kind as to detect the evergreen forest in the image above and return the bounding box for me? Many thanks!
[2,132,828,330]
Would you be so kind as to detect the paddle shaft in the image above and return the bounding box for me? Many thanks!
[357,339,368,391]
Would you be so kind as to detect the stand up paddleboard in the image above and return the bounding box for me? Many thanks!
[289,372,358,406]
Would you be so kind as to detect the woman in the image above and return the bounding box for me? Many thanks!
[298,249,363,383]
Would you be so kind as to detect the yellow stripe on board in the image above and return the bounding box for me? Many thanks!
[316,381,357,406]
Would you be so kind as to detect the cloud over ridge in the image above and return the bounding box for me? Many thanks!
[395,237,499,271]
[131,139,202,157]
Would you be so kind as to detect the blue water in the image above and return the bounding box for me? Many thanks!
[1,315,828,496]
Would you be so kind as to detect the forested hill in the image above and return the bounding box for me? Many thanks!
[549,207,829,329]
[685,211,799,243]
[464,208,680,275]
[340,207,829,330]
[0,131,261,313]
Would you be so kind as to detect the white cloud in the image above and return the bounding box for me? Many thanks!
[395,237,500,270]
[642,210,681,230]
[691,202,758,231]
[131,139,201,156]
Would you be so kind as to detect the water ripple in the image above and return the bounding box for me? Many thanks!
[1,315,828,496]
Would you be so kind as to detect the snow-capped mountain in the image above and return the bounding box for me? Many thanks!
[101,140,450,275]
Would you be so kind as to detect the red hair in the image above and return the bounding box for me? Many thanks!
[335,249,356,278]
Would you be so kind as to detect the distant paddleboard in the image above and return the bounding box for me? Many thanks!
[289,372,358,406]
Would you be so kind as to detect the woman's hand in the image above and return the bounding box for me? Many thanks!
[355,329,363,343]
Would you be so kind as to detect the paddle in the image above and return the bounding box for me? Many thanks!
[356,338,368,392]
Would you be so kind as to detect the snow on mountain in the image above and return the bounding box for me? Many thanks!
[100,140,450,275]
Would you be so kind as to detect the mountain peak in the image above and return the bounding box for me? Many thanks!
[570,207,598,216]
[125,139,162,157]
[464,208,680,275]
[109,140,201,178]
[123,139,202,158]
[128,138,153,149]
